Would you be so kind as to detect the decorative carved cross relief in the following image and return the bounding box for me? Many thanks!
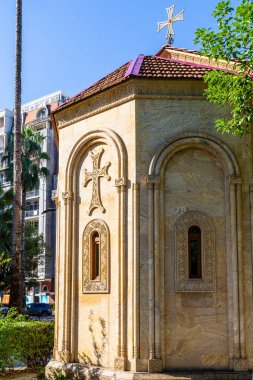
[83,148,111,215]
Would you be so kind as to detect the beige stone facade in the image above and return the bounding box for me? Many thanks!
[49,47,253,376]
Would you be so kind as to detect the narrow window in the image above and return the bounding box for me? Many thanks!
[188,226,202,278]
[91,231,100,281]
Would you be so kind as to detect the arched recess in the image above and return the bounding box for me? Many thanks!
[82,219,110,293]
[147,133,246,370]
[56,128,127,367]
[175,211,215,292]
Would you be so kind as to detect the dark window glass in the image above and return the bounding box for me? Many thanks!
[188,226,202,278]
[91,231,100,281]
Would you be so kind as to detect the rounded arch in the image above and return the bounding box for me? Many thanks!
[65,128,126,191]
[148,133,240,178]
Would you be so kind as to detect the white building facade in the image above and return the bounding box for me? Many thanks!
[0,91,70,303]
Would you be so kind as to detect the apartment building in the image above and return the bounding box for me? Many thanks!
[0,108,13,188]
[0,91,70,303]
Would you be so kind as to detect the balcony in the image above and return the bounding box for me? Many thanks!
[25,209,39,218]
[26,189,40,198]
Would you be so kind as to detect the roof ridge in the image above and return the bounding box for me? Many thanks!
[124,54,145,77]
[152,54,229,72]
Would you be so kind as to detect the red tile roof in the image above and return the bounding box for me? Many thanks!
[139,56,212,78]
[54,48,223,113]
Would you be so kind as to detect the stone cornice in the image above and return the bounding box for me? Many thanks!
[54,79,205,131]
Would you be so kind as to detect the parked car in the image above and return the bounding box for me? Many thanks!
[0,304,8,314]
[26,303,52,317]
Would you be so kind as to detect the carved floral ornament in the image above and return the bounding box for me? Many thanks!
[83,219,110,293]
[175,211,216,292]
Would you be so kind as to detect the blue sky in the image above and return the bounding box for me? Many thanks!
[0,0,238,110]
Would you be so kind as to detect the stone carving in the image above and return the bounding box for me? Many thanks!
[83,219,110,293]
[233,359,249,371]
[115,177,126,187]
[114,357,126,371]
[62,191,73,205]
[83,148,111,215]
[229,175,242,184]
[175,211,216,291]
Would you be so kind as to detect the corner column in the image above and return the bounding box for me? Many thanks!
[62,190,73,363]
[230,175,248,371]
[114,178,127,371]
[131,183,141,371]
[53,195,60,360]
[147,176,162,373]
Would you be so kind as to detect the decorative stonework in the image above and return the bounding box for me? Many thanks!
[62,191,73,205]
[83,148,111,215]
[115,177,126,187]
[114,357,126,371]
[229,175,242,184]
[83,219,110,293]
[233,359,249,371]
[175,211,216,292]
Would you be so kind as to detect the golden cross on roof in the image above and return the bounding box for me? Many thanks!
[157,5,184,45]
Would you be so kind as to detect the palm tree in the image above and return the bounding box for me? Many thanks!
[10,0,23,310]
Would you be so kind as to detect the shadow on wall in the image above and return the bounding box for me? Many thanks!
[79,310,107,367]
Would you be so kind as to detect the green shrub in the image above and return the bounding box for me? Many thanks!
[0,308,54,371]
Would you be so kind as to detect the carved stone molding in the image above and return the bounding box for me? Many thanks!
[115,177,127,187]
[114,357,126,371]
[62,191,73,204]
[233,358,249,371]
[175,211,216,292]
[83,219,110,293]
[147,174,160,184]
[229,175,242,185]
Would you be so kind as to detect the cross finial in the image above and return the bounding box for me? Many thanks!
[157,5,184,46]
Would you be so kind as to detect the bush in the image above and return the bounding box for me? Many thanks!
[0,308,54,371]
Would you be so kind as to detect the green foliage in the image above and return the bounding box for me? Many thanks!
[194,0,253,135]
[0,124,49,291]
[0,216,47,290]
[24,223,47,281]
[0,185,13,288]
[4,125,50,187]
[0,309,54,371]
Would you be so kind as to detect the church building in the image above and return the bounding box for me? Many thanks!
[47,44,253,378]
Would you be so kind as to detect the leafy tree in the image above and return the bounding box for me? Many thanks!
[194,0,253,136]
[23,222,47,282]
[0,185,12,259]
[0,186,46,292]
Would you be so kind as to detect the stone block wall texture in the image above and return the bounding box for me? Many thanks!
[53,77,253,372]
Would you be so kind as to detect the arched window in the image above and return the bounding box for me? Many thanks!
[83,219,110,293]
[91,231,100,281]
[188,225,202,278]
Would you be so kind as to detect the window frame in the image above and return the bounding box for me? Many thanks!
[188,225,202,279]
[90,230,101,282]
